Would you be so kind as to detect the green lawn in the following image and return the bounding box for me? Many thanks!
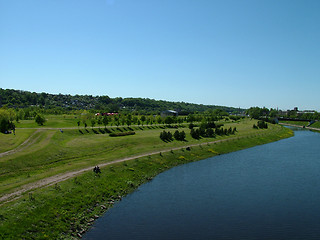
[15,114,81,128]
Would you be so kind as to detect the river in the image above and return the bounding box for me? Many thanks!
[83,128,320,240]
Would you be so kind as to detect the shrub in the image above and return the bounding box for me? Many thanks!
[109,131,135,137]
[256,120,268,129]
[160,130,173,141]
[35,113,46,125]
[173,130,186,141]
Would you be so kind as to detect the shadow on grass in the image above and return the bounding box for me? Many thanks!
[99,128,105,134]
[92,129,99,134]
[79,130,84,134]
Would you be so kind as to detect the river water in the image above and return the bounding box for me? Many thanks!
[83,128,320,240]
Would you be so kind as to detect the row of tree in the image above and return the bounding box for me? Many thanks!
[160,130,186,142]
[247,106,320,120]
[190,126,236,139]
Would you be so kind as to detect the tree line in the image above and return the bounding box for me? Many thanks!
[246,106,320,121]
[0,88,243,115]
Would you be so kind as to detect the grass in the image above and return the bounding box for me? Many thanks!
[0,129,36,153]
[0,117,294,239]
[310,121,320,128]
[15,115,81,129]
[1,119,273,196]
[0,122,293,239]
[279,120,320,130]
[279,120,309,126]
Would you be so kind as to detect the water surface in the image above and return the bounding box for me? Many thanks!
[84,128,320,239]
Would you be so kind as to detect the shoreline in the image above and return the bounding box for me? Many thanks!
[0,125,294,239]
[279,122,320,132]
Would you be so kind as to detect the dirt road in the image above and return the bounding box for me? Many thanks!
[0,130,42,158]
[0,137,237,205]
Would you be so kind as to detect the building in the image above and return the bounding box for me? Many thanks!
[161,110,178,117]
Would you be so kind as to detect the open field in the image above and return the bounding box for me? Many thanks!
[0,118,293,239]
[14,115,82,129]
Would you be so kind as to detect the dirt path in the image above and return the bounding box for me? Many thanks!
[0,130,42,158]
[0,137,239,205]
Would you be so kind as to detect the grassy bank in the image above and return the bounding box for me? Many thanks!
[279,120,309,126]
[0,124,293,239]
[0,119,263,196]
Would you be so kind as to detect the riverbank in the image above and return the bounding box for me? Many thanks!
[0,125,293,239]
[279,122,320,132]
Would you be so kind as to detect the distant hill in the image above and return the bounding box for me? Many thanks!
[0,88,244,114]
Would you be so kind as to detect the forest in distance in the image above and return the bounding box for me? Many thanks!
[0,88,319,134]
[0,88,243,115]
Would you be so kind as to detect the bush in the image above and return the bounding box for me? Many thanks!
[160,130,173,142]
[173,130,186,141]
[190,128,200,139]
[257,120,268,129]
[109,131,135,137]
[35,114,46,125]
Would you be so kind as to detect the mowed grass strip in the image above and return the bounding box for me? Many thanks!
[0,125,293,240]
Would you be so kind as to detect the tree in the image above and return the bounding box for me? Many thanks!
[126,114,132,127]
[97,118,102,128]
[174,130,180,140]
[156,116,163,125]
[187,114,195,123]
[35,114,46,126]
[190,128,200,139]
[140,115,146,126]
[179,130,186,141]
[164,116,174,125]
[91,119,96,129]
[103,116,109,128]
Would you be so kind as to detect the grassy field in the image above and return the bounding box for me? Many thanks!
[1,119,259,196]
[0,129,36,153]
[14,114,82,129]
[0,117,293,239]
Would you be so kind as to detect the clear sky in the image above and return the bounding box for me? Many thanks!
[1,0,319,111]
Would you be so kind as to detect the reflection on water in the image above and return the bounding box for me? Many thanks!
[84,129,320,240]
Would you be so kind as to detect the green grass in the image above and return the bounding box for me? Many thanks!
[0,129,36,153]
[310,121,320,128]
[15,115,81,128]
[279,120,309,126]
[0,124,293,240]
[1,119,272,196]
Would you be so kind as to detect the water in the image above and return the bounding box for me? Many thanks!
[84,128,320,240]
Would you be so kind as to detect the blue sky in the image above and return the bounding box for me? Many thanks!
[1,0,319,111]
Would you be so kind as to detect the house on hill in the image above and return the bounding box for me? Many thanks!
[161,110,178,117]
